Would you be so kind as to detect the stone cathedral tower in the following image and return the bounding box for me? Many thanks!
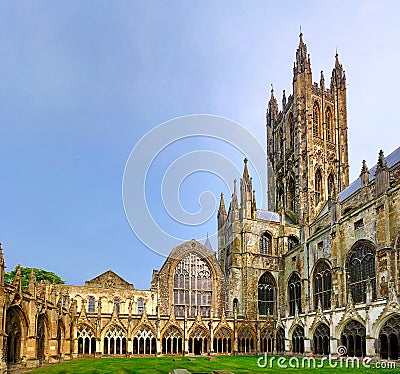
[266,32,349,228]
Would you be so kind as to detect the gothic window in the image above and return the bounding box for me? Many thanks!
[138,299,144,315]
[173,252,212,317]
[162,326,183,354]
[260,328,274,353]
[103,326,126,355]
[77,325,96,354]
[292,325,305,354]
[237,327,255,353]
[378,315,400,360]
[315,169,323,205]
[341,320,366,357]
[6,307,22,364]
[288,113,295,149]
[287,177,295,212]
[276,186,284,211]
[313,261,332,310]
[62,296,67,309]
[232,298,238,313]
[114,299,120,314]
[288,235,299,251]
[37,314,46,361]
[188,326,209,355]
[57,320,63,356]
[347,241,376,303]
[288,273,302,316]
[258,272,276,316]
[213,327,232,354]
[132,327,156,355]
[327,173,335,200]
[259,232,272,255]
[313,102,321,138]
[276,327,285,353]
[313,323,330,355]
[326,108,334,142]
[88,297,95,313]
[277,127,283,156]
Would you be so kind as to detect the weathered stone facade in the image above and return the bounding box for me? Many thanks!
[1,33,400,372]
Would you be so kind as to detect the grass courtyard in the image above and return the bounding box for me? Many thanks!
[29,355,400,374]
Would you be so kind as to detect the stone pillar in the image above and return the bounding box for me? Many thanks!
[366,337,375,357]
[330,338,338,358]
[127,339,132,356]
[304,338,311,355]
[96,339,101,355]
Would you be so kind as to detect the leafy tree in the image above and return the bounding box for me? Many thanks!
[4,266,65,289]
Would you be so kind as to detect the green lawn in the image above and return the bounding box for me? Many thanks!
[29,356,400,374]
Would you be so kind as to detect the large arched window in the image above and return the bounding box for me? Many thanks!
[213,327,232,354]
[77,325,96,355]
[315,170,323,205]
[327,173,335,200]
[313,261,332,310]
[288,273,302,316]
[341,320,366,357]
[288,113,295,149]
[347,241,376,303]
[313,102,321,138]
[103,326,127,355]
[259,232,272,255]
[292,325,305,354]
[88,297,95,313]
[173,252,212,317]
[6,307,22,364]
[258,272,276,316]
[326,108,334,142]
[313,323,330,355]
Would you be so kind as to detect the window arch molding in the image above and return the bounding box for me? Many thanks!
[325,107,334,142]
[312,259,332,310]
[345,240,377,303]
[288,272,302,316]
[259,231,273,255]
[258,271,277,316]
[313,101,321,138]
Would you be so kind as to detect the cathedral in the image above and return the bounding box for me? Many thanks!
[1,33,400,372]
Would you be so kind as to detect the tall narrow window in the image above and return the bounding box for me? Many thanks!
[347,241,376,303]
[288,273,302,316]
[326,108,333,142]
[313,261,332,310]
[313,102,321,138]
[88,297,95,313]
[277,127,283,156]
[315,170,323,205]
[138,299,144,314]
[258,272,276,315]
[260,232,272,255]
[287,177,295,212]
[288,113,295,149]
[114,299,120,314]
[327,173,335,200]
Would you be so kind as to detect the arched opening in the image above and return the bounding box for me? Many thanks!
[313,323,330,355]
[232,298,238,314]
[258,272,276,315]
[379,315,400,360]
[259,232,272,255]
[132,326,156,354]
[103,326,126,355]
[161,326,183,354]
[340,320,366,357]
[313,260,332,310]
[213,327,232,354]
[6,307,23,364]
[260,329,274,353]
[313,102,321,138]
[237,327,255,354]
[287,177,295,212]
[77,325,96,355]
[292,325,304,354]
[288,273,302,316]
[188,326,209,355]
[37,314,46,361]
[276,327,285,354]
[327,173,336,200]
[315,169,323,205]
[347,241,376,303]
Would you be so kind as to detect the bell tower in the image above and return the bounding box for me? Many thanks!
[266,33,349,226]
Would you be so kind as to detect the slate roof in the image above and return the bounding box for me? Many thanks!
[256,209,280,222]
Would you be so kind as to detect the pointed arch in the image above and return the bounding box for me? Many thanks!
[259,231,272,255]
[313,260,332,310]
[340,320,366,357]
[237,325,256,353]
[288,272,302,316]
[291,325,305,354]
[213,326,232,354]
[327,173,336,200]
[287,176,296,212]
[161,325,183,354]
[132,325,156,355]
[312,323,330,355]
[102,325,127,355]
[346,240,376,303]
[315,169,323,205]
[325,107,334,142]
[257,272,276,316]
[313,101,321,138]
[77,324,96,355]
[5,306,28,364]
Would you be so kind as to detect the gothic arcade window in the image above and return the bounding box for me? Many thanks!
[313,323,330,355]
[326,108,334,142]
[88,297,95,313]
[341,320,366,357]
[313,102,321,138]
[259,232,272,255]
[327,173,335,200]
[103,326,127,355]
[258,272,276,316]
[292,325,305,354]
[315,170,323,205]
[347,241,376,303]
[132,327,156,355]
[173,252,212,317]
[288,273,302,316]
[6,307,22,364]
[138,299,144,314]
[77,325,96,354]
[378,315,400,360]
[313,261,332,310]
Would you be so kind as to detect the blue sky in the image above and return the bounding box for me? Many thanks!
[1,1,400,289]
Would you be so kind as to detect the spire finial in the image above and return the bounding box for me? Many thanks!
[299,25,302,37]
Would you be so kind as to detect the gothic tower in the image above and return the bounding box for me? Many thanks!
[266,33,349,227]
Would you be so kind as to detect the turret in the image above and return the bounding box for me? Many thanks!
[240,158,253,219]
[217,193,227,231]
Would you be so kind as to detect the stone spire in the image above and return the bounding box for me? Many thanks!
[28,268,36,296]
[12,264,22,291]
[359,160,370,187]
[217,193,227,230]
[375,150,390,196]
